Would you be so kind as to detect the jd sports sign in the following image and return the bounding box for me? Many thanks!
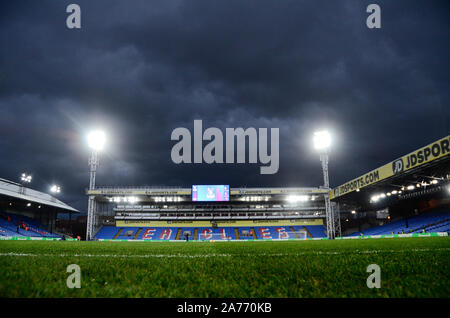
[392,159,403,174]
[392,136,450,174]
[332,135,450,198]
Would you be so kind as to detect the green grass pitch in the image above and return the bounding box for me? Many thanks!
[0,237,449,297]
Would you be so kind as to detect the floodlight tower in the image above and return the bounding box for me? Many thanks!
[19,173,32,195]
[313,131,336,239]
[86,130,105,240]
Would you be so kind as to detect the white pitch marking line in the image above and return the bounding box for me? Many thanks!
[0,248,449,258]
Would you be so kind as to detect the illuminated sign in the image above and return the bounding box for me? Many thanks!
[192,185,230,202]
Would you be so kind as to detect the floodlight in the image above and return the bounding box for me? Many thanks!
[87,130,106,151]
[406,185,415,190]
[351,210,356,214]
[313,130,331,150]
[286,195,309,203]
[50,185,61,193]
[21,173,32,183]
[299,195,309,202]
[431,179,438,185]
[128,196,139,203]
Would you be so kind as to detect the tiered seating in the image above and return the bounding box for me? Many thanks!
[94,224,328,240]
[94,226,120,239]
[306,225,327,238]
[196,227,237,240]
[348,210,450,236]
[0,211,60,238]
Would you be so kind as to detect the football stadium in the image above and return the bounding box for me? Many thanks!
[1,1,449,306]
[1,134,449,298]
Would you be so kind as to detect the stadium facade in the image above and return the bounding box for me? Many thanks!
[90,186,331,240]
[88,135,450,241]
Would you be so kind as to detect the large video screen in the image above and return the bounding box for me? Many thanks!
[192,185,230,202]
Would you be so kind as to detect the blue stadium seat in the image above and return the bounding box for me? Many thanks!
[0,211,60,238]
[348,210,450,236]
[93,224,328,240]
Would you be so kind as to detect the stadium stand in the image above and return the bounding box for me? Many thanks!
[94,225,327,240]
[348,210,450,236]
[0,211,60,238]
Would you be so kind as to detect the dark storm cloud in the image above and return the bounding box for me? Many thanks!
[0,0,448,212]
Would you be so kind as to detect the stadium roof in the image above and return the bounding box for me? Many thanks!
[330,135,450,207]
[0,178,79,213]
[87,187,329,203]
[87,186,328,196]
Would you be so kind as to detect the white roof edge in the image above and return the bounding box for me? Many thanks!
[0,179,79,213]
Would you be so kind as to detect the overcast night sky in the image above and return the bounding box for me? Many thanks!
[0,1,448,212]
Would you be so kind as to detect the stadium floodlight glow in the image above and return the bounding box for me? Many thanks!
[50,185,61,193]
[351,210,356,214]
[87,130,106,151]
[20,173,32,183]
[313,130,331,151]
[392,190,398,195]
[299,195,309,202]
[386,192,391,196]
[286,195,309,203]
[127,196,139,203]
[406,185,415,190]
[431,179,438,185]
[370,194,383,203]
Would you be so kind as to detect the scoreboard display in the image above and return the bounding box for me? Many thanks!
[192,185,230,202]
